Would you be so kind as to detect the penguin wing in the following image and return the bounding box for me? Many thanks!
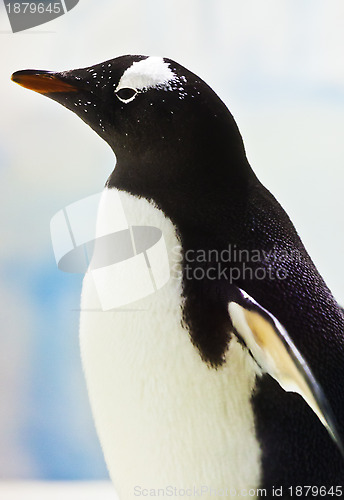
[228,287,344,457]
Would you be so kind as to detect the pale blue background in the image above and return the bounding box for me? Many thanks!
[1,0,344,479]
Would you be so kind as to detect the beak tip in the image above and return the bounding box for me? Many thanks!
[11,71,22,84]
[11,69,46,90]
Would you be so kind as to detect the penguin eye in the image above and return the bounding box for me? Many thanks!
[115,87,138,103]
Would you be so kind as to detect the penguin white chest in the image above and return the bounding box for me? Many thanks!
[79,188,261,499]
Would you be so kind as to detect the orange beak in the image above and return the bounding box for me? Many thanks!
[11,70,79,94]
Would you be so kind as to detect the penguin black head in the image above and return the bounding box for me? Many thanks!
[12,55,252,218]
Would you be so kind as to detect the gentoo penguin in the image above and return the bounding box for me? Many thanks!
[12,55,344,498]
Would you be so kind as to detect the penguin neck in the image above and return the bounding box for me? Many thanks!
[108,145,256,236]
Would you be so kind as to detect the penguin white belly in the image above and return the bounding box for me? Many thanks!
[80,188,261,499]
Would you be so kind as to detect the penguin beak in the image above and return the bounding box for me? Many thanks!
[11,70,79,94]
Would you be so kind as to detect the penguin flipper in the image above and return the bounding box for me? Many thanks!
[228,288,344,457]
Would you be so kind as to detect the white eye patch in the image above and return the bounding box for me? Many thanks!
[115,56,177,95]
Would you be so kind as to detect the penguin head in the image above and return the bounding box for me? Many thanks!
[12,55,251,216]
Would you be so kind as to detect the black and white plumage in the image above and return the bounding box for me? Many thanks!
[12,55,344,497]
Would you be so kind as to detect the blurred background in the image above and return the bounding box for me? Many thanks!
[1,0,344,481]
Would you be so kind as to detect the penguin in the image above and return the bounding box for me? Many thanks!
[12,55,344,498]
